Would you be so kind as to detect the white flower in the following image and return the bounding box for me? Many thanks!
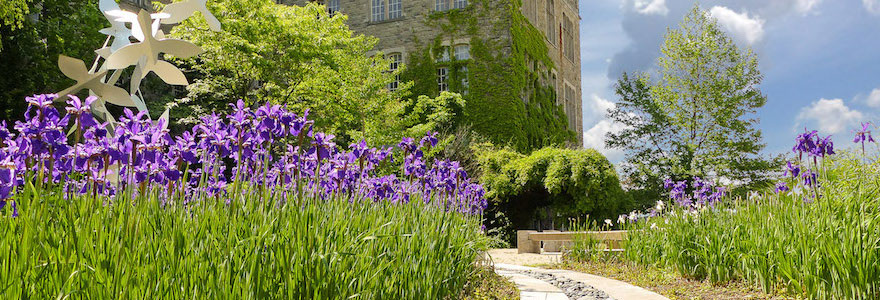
[617,215,627,224]
[748,191,760,200]
[650,222,658,230]
[604,219,613,226]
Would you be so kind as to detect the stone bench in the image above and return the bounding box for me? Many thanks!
[517,230,628,254]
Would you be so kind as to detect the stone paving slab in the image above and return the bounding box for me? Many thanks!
[495,263,669,300]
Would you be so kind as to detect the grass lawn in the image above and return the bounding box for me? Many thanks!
[461,265,520,300]
[551,259,794,300]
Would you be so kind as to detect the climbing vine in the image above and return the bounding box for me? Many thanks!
[476,145,629,227]
[401,0,575,152]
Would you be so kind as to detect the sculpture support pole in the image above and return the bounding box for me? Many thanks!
[90,36,112,74]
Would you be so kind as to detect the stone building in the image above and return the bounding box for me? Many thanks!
[286,0,582,148]
[122,0,582,148]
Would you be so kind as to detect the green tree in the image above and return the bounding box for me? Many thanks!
[0,0,28,51]
[0,0,106,123]
[168,0,407,145]
[607,5,777,199]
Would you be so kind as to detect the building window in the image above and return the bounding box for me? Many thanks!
[388,0,402,19]
[388,53,402,91]
[372,0,386,21]
[437,46,451,62]
[371,0,403,21]
[564,84,576,130]
[438,67,448,92]
[435,0,448,11]
[454,44,470,60]
[327,0,339,15]
[546,0,556,45]
[563,15,575,62]
[460,66,469,95]
[454,0,468,9]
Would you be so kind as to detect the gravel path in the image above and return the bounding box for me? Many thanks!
[515,269,614,300]
[491,250,671,300]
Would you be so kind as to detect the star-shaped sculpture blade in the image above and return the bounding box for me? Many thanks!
[160,0,222,31]
[105,9,170,42]
[105,10,203,86]
[55,55,135,107]
[99,0,133,51]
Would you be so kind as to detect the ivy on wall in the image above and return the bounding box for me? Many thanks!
[401,0,575,152]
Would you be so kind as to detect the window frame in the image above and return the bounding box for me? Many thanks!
[371,0,386,22]
[372,0,403,22]
[460,66,469,95]
[454,44,470,60]
[437,67,449,92]
[388,53,403,91]
[326,0,339,15]
[546,0,557,45]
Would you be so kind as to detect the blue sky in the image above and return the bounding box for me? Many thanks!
[578,0,880,163]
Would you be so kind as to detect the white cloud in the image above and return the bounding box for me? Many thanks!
[709,6,766,45]
[796,98,864,134]
[582,94,625,162]
[633,0,668,16]
[795,0,822,14]
[589,94,615,115]
[867,88,880,107]
[583,120,626,162]
[865,0,880,14]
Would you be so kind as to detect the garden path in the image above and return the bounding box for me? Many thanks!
[488,249,669,300]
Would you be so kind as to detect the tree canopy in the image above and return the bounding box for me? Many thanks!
[607,4,777,198]
[0,0,28,51]
[168,0,408,145]
[0,0,106,123]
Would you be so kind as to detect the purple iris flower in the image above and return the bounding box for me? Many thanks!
[311,132,335,161]
[793,129,818,159]
[853,122,875,143]
[0,94,490,216]
[785,161,800,178]
[421,132,438,148]
[774,182,789,193]
[802,170,818,187]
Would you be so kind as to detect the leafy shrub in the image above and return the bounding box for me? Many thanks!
[476,146,628,241]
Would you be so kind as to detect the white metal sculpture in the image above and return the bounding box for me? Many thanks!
[161,0,222,32]
[54,0,219,123]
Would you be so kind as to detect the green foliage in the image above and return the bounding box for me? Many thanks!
[607,5,778,200]
[402,0,574,152]
[168,0,408,145]
[0,192,486,298]
[477,146,628,222]
[621,152,880,299]
[400,91,466,140]
[0,0,106,123]
[0,0,28,49]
